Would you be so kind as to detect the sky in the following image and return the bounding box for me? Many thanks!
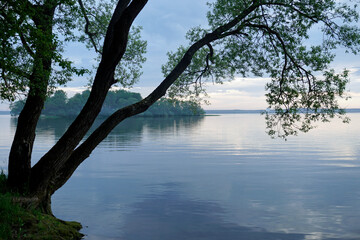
[1,0,360,111]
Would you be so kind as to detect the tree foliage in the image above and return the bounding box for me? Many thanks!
[73,0,147,87]
[162,0,360,138]
[10,90,204,117]
[0,0,359,215]
[0,0,146,101]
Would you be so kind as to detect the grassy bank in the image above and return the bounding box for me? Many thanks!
[0,172,83,240]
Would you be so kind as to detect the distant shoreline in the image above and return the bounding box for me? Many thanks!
[205,109,360,114]
[205,110,263,114]
[3,109,360,116]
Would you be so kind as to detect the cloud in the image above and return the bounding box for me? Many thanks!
[3,0,359,111]
[0,101,9,111]
[214,77,269,91]
[57,86,89,97]
[205,90,267,110]
[200,77,268,109]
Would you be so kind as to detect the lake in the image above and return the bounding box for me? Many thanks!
[0,114,360,240]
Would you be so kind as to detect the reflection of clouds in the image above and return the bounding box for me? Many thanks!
[0,116,13,171]
[120,188,308,240]
[0,116,14,148]
[301,114,360,167]
[2,114,360,239]
[164,114,360,239]
[319,163,358,168]
[141,116,205,143]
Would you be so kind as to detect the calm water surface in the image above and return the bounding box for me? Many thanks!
[0,114,360,240]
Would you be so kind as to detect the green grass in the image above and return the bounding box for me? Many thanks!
[0,171,83,239]
[0,171,23,239]
[0,192,21,239]
[0,170,7,192]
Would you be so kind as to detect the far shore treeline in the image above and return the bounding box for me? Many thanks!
[10,90,204,117]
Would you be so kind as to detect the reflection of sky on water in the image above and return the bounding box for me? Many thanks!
[120,186,307,240]
[0,116,13,171]
[1,114,360,239]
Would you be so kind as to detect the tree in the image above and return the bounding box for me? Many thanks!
[43,90,67,116]
[1,0,359,215]
[9,89,204,116]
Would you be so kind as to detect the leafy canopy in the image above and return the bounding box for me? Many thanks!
[162,0,360,138]
[1,0,360,138]
[0,0,146,101]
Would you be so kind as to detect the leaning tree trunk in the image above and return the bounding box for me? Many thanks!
[9,0,260,216]
[8,92,46,191]
[27,0,148,214]
[7,3,56,192]
[47,0,260,198]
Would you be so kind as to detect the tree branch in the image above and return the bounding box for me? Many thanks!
[30,0,149,195]
[18,31,36,57]
[0,58,32,80]
[0,5,35,58]
[264,1,321,23]
[245,21,319,104]
[77,0,101,54]
[263,1,339,34]
[49,0,266,193]
[245,23,313,78]
[102,0,132,57]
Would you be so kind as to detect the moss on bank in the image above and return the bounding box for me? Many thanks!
[0,172,83,240]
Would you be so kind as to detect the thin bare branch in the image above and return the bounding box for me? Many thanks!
[18,31,36,57]
[77,0,101,54]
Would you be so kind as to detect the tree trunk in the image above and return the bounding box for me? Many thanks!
[8,0,258,215]
[31,0,258,198]
[12,192,53,215]
[7,94,45,191]
[7,3,56,192]
[30,0,148,197]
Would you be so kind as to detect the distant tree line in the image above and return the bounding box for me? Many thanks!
[10,90,204,117]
